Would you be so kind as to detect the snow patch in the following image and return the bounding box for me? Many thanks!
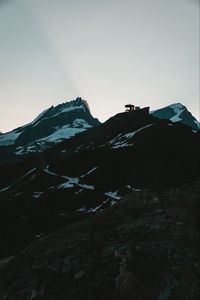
[0,185,12,192]
[105,191,122,200]
[65,176,79,184]
[32,192,44,199]
[54,105,85,116]
[77,199,110,213]
[58,178,94,190]
[44,167,58,177]
[21,168,36,179]
[132,188,142,192]
[57,176,79,189]
[168,104,186,123]
[77,207,88,213]
[109,124,153,149]
[79,184,95,190]
[37,125,86,144]
[72,118,92,129]
[58,182,74,189]
[170,113,182,122]
[81,167,98,178]
[15,147,25,155]
[169,103,185,114]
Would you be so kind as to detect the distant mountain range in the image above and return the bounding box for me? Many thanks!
[0,100,199,164]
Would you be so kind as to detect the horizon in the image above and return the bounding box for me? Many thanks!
[0,0,199,132]
[0,97,199,134]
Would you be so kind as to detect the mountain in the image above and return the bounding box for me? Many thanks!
[151,103,200,130]
[0,107,199,259]
[0,104,199,299]
[0,97,100,162]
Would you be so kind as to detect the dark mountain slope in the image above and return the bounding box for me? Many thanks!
[44,110,199,189]
[0,110,199,258]
[0,181,199,300]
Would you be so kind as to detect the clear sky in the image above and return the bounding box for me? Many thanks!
[0,0,199,132]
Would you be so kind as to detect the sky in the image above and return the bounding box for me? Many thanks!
[0,0,199,132]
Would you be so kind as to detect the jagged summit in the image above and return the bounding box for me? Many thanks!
[0,97,100,160]
[151,102,200,130]
[47,97,90,116]
[31,97,90,125]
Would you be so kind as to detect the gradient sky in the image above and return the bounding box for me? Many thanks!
[0,0,199,132]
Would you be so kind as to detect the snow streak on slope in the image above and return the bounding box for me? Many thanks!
[54,105,86,116]
[169,103,185,115]
[37,125,89,144]
[169,104,186,122]
[109,124,153,149]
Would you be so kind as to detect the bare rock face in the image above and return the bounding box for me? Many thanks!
[0,181,199,300]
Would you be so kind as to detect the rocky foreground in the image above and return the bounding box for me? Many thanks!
[0,181,199,300]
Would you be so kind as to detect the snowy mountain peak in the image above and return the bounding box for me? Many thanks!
[54,97,89,113]
[32,97,90,123]
[0,97,100,159]
[71,97,90,110]
[151,102,200,130]
[169,103,186,114]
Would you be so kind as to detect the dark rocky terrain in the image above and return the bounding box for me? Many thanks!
[0,108,199,259]
[0,102,199,299]
[0,181,199,299]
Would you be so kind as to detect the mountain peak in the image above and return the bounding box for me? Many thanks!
[73,97,90,110]
[38,97,90,121]
[168,102,186,112]
[0,97,100,159]
[151,102,200,130]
